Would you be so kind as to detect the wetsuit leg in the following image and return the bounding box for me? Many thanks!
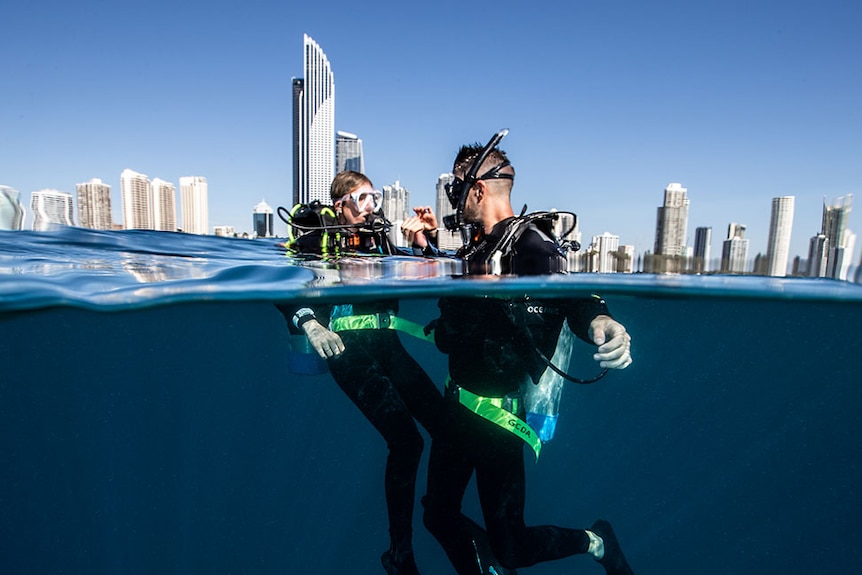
[475,425,590,568]
[422,401,485,575]
[375,332,445,438]
[328,331,424,568]
[425,402,590,572]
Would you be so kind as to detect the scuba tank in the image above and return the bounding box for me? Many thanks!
[522,319,575,442]
[286,333,329,375]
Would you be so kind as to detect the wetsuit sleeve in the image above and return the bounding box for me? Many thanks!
[511,226,566,275]
[564,295,611,343]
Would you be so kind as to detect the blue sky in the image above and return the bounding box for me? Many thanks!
[2,0,860,263]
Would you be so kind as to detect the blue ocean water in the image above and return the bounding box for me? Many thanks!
[2,227,861,574]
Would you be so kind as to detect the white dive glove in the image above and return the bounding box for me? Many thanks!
[302,319,346,359]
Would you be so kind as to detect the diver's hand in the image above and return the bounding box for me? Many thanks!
[589,315,632,370]
[402,215,429,248]
[302,319,345,359]
[413,205,438,231]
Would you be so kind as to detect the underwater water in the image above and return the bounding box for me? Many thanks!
[2,228,861,575]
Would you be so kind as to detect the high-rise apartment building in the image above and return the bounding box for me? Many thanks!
[721,222,749,273]
[812,194,855,280]
[180,176,209,235]
[765,196,795,277]
[121,169,152,230]
[693,226,712,273]
[151,178,177,232]
[0,185,25,230]
[76,178,113,230]
[30,189,75,231]
[293,34,335,206]
[253,200,274,238]
[383,180,410,247]
[382,180,409,222]
[592,232,620,273]
[336,131,364,174]
[654,183,689,256]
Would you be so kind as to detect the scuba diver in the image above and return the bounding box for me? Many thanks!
[421,131,636,575]
[276,171,515,575]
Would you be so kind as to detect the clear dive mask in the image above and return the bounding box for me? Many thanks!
[348,189,383,213]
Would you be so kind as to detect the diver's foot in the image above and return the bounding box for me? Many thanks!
[381,549,420,575]
[589,520,634,575]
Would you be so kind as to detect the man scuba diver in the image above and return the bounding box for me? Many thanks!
[276,171,516,575]
[422,131,636,575]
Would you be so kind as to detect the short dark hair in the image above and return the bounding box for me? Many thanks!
[453,145,514,182]
[330,170,372,201]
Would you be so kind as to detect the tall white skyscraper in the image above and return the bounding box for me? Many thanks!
[293,34,335,206]
[180,176,209,235]
[382,180,409,222]
[121,169,152,230]
[0,185,25,230]
[336,131,364,174]
[765,196,795,277]
[654,183,690,256]
[76,178,113,230]
[382,180,410,247]
[593,232,621,273]
[693,226,712,273]
[30,189,75,231]
[151,178,177,232]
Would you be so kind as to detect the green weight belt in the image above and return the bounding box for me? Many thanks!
[329,313,434,342]
[447,379,542,460]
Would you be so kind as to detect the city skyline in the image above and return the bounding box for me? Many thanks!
[1,1,860,264]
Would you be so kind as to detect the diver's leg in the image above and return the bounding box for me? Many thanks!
[377,333,445,438]
[328,334,424,574]
[474,421,591,569]
[423,402,496,575]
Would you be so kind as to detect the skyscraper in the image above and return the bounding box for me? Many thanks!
[151,178,177,232]
[253,200,274,238]
[180,176,209,235]
[654,183,689,256]
[721,222,749,273]
[293,34,335,206]
[383,180,409,247]
[820,195,854,280]
[1,185,25,230]
[336,131,364,174]
[592,232,620,273]
[693,226,712,273]
[765,196,795,277]
[121,168,152,230]
[76,178,113,230]
[30,189,75,231]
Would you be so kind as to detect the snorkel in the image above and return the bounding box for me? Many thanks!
[444,128,512,248]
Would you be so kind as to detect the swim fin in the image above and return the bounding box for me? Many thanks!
[590,519,634,575]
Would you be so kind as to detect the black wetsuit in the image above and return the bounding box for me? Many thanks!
[279,224,437,559]
[422,217,611,573]
[277,222,475,574]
